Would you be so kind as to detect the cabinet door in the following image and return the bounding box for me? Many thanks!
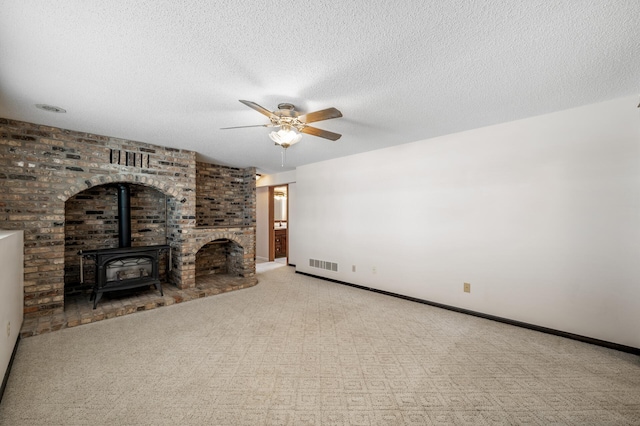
[274,230,286,257]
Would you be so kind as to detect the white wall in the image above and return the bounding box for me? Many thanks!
[256,170,296,188]
[0,230,23,382]
[294,95,640,348]
[287,183,297,266]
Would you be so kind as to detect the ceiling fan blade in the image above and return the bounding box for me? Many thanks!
[298,107,342,124]
[239,100,276,118]
[220,124,275,130]
[300,125,342,141]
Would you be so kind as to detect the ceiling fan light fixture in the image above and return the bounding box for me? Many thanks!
[269,126,302,149]
[222,100,343,166]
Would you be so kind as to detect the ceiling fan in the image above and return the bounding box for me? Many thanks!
[221,100,343,149]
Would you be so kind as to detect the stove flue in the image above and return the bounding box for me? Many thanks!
[117,183,131,248]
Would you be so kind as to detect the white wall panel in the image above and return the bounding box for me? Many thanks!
[293,96,640,348]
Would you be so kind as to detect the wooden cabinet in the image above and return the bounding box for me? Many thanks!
[274,229,287,258]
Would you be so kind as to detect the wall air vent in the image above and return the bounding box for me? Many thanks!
[309,259,338,272]
[109,149,151,168]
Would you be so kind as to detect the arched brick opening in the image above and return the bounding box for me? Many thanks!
[63,180,176,307]
[195,238,245,278]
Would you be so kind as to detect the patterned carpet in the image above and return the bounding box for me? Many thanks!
[1,265,639,425]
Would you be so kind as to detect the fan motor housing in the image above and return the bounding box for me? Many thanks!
[275,103,298,118]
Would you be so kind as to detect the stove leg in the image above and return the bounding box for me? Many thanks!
[93,291,103,309]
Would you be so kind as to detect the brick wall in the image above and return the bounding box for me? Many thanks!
[0,117,256,321]
[196,161,256,227]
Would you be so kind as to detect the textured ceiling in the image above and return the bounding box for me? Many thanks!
[1,1,639,173]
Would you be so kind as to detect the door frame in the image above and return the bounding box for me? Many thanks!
[268,184,289,262]
[268,186,275,261]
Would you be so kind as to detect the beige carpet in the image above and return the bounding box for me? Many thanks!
[1,265,639,425]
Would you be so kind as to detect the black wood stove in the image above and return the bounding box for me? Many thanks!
[80,244,169,309]
[78,184,170,309]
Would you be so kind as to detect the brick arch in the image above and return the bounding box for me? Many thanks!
[174,229,254,288]
[193,233,247,254]
[193,233,252,281]
[62,174,181,295]
[58,173,182,202]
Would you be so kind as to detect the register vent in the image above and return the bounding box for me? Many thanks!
[309,259,338,272]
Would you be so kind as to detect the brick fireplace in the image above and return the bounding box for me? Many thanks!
[0,118,257,334]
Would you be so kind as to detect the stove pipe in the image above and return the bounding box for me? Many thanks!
[117,184,131,248]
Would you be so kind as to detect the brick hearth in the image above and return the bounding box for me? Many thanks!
[21,274,258,337]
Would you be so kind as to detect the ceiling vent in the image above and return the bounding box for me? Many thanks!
[35,104,66,113]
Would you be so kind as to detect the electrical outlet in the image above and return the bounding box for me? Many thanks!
[352,265,356,272]
[464,282,471,293]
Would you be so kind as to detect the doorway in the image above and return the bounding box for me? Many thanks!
[269,185,288,262]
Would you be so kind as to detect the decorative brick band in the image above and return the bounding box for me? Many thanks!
[60,173,183,202]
